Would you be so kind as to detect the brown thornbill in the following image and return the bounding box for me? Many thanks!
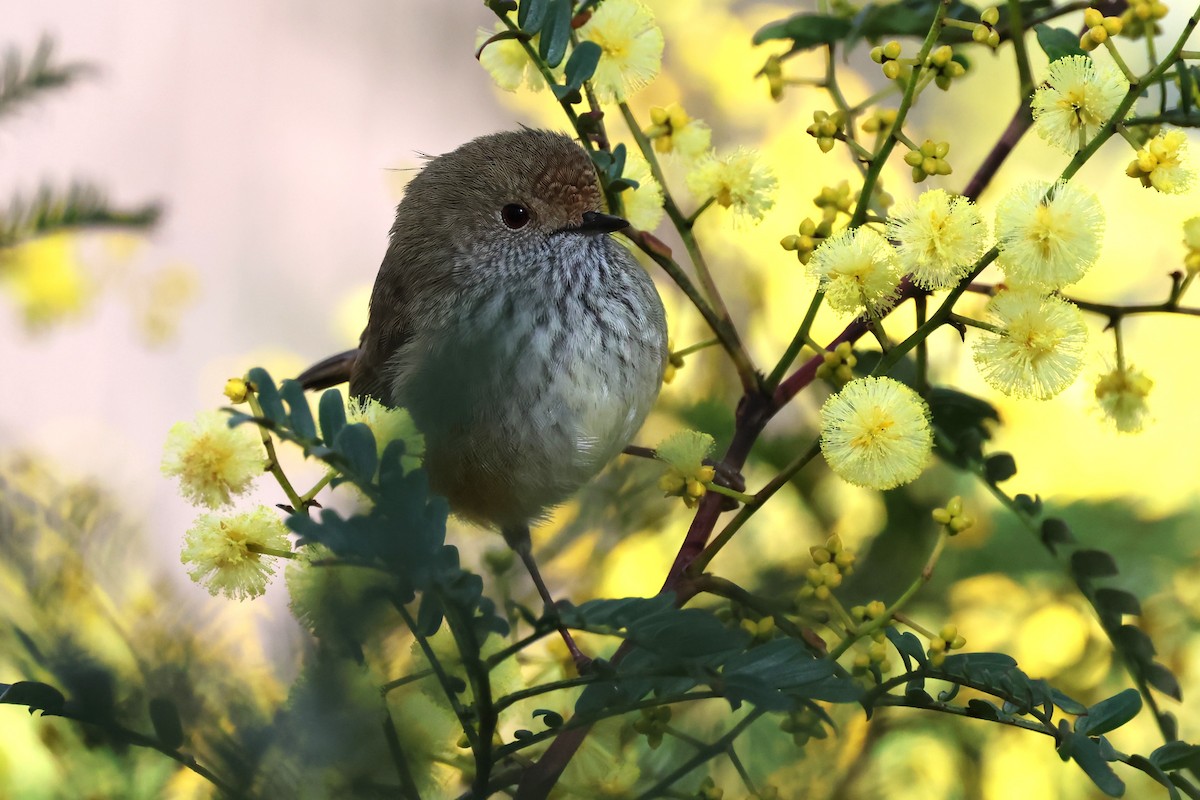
[298,129,668,665]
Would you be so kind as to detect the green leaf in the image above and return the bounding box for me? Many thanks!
[1041,517,1074,554]
[279,379,316,441]
[518,0,549,33]
[550,83,583,103]
[1051,688,1088,715]
[247,367,286,423]
[1035,24,1087,63]
[333,422,379,483]
[751,13,852,48]
[149,697,184,750]
[928,387,999,468]
[1113,624,1156,660]
[1125,755,1180,800]
[0,182,161,249]
[938,652,1017,672]
[318,389,347,444]
[1150,741,1200,772]
[608,144,627,183]
[1061,732,1125,796]
[538,0,572,68]
[1014,493,1043,517]
[1146,662,1182,700]
[624,608,747,663]
[885,628,927,671]
[1076,689,1142,736]
[416,594,444,637]
[848,0,978,43]
[533,708,564,728]
[984,452,1017,483]
[0,681,65,715]
[1094,587,1141,624]
[563,40,601,88]
[560,595,678,633]
[1071,548,1119,580]
[966,698,1003,720]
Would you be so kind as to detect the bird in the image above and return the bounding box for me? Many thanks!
[298,129,668,663]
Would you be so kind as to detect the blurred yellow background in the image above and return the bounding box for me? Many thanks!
[2,0,1199,797]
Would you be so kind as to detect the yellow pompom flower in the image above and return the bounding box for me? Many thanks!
[808,226,902,316]
[994,180,1104,290]
[1095,365,1153,432]
[1031,55,1128,153]
[973,290,1088,399]
[646,104,712,160]
[344,397,424,472]
[1185,216,1200,273]
[819,376,933,490]
[655,429,716,508]
[476,24,549,92]
[0,233,91,329]
[181,506,291,600]
[886,189,987,290]
[1126,130,1196,193]
[618,152,665,231]
[576,0,664,102]
[686,147,777,221]
[162,410,266,507]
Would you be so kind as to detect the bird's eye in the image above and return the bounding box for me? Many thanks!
[501,203,530,230]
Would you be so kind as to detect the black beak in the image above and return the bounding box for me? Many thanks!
[576,210,629,235]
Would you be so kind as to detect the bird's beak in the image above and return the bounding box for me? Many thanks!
[575,210,629,235]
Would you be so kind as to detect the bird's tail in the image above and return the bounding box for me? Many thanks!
[296,349,360,391]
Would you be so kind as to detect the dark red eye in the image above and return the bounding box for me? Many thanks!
[501,203,530,229]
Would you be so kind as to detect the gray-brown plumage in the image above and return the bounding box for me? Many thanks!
[299,131,666,644]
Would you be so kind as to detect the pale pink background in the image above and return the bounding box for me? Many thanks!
[0,2,514,607]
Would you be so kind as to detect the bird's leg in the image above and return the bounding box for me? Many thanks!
[502,524,592,673]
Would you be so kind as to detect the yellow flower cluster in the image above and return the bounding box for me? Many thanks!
[0,234,91,330]
[1121,0,1169,38]
[927,45,966,91]
[619,152,666,231]
[927,623,967,667]
[344,396,425,472]
[780,217,833,264]
[645,104,711,160]
[808,227,901,317]
[972,7,1002,48]
[1126,130,1195,194]
[477,0,664,104]
[1185,217,1200,273]
[931,496,975,534]
[820,377,933,490]
[686,147,777,221]
[161,410,266,507]
[577,0,664,102]
[994,180,1104,290]
[870,40,906,80]
[662,337,686,383]
[973,290,1088,399]
[807,109,846,153]
[903,139,953,183]
[887,189,987,290]
[799,534,858,601]
[1080,8,1124,50]
[181,506,291,600]
[1095,365,1154,432]
[655,429,716,508]
[1031,55,1128,154]
[815,341,857,385]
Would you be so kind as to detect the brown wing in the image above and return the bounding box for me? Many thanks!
[349,267,414,403]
